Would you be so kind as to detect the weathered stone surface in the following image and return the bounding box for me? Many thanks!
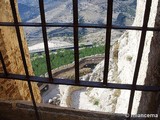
[0,100,145,120]
[88,0,160,115]
[0,0,41,103]
[138,0,160,116]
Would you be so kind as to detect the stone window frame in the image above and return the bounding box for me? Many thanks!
[0,0,159,120]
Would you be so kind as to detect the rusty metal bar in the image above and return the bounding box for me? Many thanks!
[127,0,152,119]
[73,0,80,84]
[103,0,113,85]
[0,73,160,92]
[9,1,40,120]
[0,22,160,31]
[39,0,53,81]
[10,0,29,77]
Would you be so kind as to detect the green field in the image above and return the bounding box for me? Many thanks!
[31,45,105,76]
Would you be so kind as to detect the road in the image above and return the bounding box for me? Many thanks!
[41,84,60,103]
[29,43,93,55]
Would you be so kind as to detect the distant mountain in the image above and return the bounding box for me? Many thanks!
[18,0,136,24]
[18,0,68,22]
[18,0,38,6]
[18,3,39,21]
[18,0,137,45]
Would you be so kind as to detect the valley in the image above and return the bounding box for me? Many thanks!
[18,0,136,49]
[17,0,138,114]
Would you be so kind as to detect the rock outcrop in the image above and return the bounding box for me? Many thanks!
[116,0,158,114]
[0,0,41,103]
[42,0,159,113]
[138,0,160,114]
[88,0,159,114]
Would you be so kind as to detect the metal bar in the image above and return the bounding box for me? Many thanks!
[27,80,40,120]
[39,0,53,81]
[127,0,152,119]
[103,0,113,85]
[0,73,160,92]
[1,1,157,119]
[73,0,80,84]
[0,52,8,75]
[0,22,160,31]
[10,0,29,77]
[9,1,40,120]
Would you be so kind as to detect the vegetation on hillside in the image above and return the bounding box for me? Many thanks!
[31,45,105,76]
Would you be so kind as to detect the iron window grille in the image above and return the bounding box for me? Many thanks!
[0,0,159,120]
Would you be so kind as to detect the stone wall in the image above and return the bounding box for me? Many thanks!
[138,0,160,115]
[0,100,144,120]
[0,0,41,102]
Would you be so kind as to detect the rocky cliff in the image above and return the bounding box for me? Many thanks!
[0,0,41,103]
[138,0,160,115]
[86,0,159,114]
[46,0,159,113]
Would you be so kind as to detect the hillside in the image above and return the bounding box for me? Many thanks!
[18,0,147,113]
[18,3,39,21]
[85,0,158,113]
[38,0,158,114]
[18,0,136,49]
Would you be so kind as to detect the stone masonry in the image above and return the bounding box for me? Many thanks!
[0,0,41,103]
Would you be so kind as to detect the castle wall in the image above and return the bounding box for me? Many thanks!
[0,0,41,103]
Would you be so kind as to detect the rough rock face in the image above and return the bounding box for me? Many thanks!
[138,0,160,114]
[0,0,41,103]
[55,0,159,113]
[39,0,159,114]
[116,0,158,114]
[88,0,158,114]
